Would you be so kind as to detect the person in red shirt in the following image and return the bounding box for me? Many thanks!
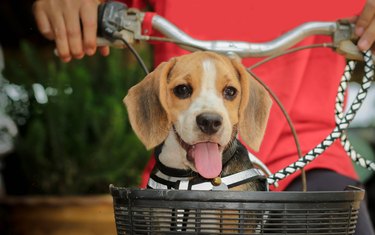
[32,0,375,233]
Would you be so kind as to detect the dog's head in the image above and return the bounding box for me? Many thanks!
[125,51,272,178]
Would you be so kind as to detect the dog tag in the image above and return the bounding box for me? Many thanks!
[211,177,228,191]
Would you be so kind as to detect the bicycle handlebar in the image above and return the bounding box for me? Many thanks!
[152,16,337,57]
[97,2,365,61]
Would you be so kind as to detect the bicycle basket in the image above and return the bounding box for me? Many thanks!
[110,185,364,234]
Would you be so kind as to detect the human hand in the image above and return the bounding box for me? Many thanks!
[32,0,110,62]
[356,0,375,51]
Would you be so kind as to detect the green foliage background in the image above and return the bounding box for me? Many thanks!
[3,41,151,195]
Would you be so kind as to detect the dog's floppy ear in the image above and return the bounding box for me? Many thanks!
[232,59,272,151]
[124,59,176,150]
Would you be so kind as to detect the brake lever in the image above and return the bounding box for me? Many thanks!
[97,2,145,46]
[333,20,375,61]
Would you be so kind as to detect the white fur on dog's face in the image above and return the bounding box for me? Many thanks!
[160,55,242,171]
[175,59,233,146]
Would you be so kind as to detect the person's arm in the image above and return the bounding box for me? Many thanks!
[32,0,110,62]
[356,0,375,51]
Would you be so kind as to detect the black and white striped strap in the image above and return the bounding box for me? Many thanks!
[148,168,266,191]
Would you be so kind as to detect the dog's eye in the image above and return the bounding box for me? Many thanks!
[173,84,192,99]
[223,86,237,100]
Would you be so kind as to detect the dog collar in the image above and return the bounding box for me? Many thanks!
[148,168,267,191]
[150,134,268,191]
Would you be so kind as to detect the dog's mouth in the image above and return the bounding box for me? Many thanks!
[173,127,223,179]
[186,142,222,179]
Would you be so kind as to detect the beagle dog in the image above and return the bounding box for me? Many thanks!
[124,51,272,232]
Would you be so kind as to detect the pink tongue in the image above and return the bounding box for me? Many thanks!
[192,142,222,179]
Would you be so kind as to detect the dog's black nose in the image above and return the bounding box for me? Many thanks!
[196,113,223,135]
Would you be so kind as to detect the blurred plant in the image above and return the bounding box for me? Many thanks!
[3,41,151,195]
[1,44,20,149]
[0,44,19,196]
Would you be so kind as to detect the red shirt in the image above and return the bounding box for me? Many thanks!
[123,0,365,190]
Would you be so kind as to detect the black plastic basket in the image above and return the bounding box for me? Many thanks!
[110,185,364,234]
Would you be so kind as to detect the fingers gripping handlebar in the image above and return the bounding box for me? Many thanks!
[97,2,369,60]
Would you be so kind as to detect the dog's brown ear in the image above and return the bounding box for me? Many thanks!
[124,59,176,150]
[232,59,272,152]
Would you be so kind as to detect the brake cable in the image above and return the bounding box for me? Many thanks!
[248,43,336,190]
[110,33,209,75]
[110,32,150,75]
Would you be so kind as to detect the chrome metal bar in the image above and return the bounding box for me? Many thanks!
[152,15,338,57]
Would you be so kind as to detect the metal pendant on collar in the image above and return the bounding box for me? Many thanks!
[211,177,229,190]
